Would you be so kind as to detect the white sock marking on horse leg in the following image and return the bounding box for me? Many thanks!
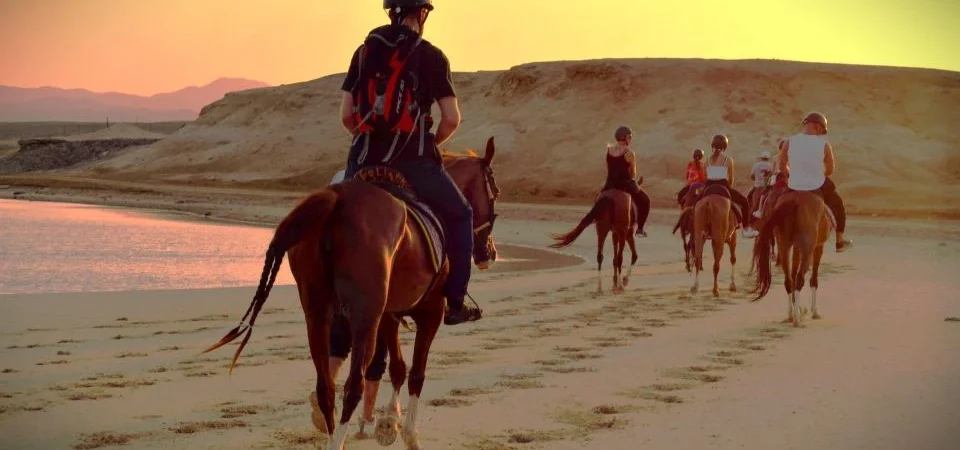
[374,388,402,445]
[327,425,349,450]
[401,395,421,449]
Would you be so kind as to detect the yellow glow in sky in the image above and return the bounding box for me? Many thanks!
[0,0,956,95]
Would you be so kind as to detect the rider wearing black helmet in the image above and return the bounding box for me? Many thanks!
[330,0,478,434]
[600,125,651,237]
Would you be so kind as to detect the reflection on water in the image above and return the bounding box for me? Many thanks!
[0,199,294,295]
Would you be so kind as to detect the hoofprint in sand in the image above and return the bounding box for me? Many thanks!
[1,195,958,449]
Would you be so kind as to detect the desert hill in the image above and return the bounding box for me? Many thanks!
[74,58,960,217]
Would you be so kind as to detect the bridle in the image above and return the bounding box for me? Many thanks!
[472,160,500,261]
[474,161,499,234]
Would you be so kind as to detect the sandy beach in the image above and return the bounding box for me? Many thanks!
[1,181,958,450]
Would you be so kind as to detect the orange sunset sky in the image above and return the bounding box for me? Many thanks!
[1,0,956,96]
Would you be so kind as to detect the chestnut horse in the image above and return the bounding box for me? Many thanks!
[751,190,830,327]
[203,138,501,450]
[691,193,738,296]
[549,189,637,293]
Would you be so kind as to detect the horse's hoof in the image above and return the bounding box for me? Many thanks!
[712,289,720,297]
[780,317,793,324]
[690,286,699,294]
[309,392,329,434]
[729,284,737,292]
[401,426,421,450]
[621,277,630,287]
[812,313,822,320]
[375,414,400,446]
[354,416,375,440]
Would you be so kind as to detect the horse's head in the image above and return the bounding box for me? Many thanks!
[443,137,502,270]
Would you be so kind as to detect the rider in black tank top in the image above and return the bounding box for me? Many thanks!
[599,126,650,237]
[604,151,632,188]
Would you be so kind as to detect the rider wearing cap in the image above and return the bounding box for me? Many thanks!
[704,133,757,238]
[747,151,774,222]
[601,125,651,237]
[780,111,854,252]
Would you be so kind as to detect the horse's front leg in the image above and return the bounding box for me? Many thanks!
[402,302,444,450]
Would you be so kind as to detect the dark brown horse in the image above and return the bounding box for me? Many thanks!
[203,138,501,450]
[549,189,637,294]
[691,193,738,296]
[751,190,830,327]
[674,183,705,273]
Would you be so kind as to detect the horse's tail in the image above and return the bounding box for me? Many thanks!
[202,187,341,373]
[549,196,612,249]
[672,207,692,236]
[751,197,796,301]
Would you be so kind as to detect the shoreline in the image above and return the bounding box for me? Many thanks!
[2,173,959,222]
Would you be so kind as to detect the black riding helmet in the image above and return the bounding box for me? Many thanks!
[711,133,728,151]
[383,0,433,11]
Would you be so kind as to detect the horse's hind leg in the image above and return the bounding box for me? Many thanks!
[711,234,723,297]
[612,235,625,294]
[302,282,336,437]
[328,288,386,450]
[372,318,404,445]
[402,296,444,450]
[810,244,824,319]
[596,228,608,294]
[728,231,738,292]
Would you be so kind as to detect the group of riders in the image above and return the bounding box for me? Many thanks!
[319,0,857,434]
[333,0,854,329]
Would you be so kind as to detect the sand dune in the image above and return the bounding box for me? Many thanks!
[71,58,960,217]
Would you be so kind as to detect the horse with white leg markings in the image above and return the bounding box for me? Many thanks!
[751,190,831,326]
[691,186,739,297]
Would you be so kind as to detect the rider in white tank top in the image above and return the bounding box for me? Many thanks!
[706,155,729,181]
[786,133,827,191]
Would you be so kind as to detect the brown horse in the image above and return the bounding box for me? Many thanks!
[751,190,830,327]
[748,183,788,274]
[549,189,637,294]
[691,193,738,296]
[202,138,501,450]
[674,183,705,273]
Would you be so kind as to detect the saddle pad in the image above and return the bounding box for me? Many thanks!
[376,182,446,272]
[700,184,731,200]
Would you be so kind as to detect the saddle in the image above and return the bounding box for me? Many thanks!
[354,166,446,271]
[684,182,729,209]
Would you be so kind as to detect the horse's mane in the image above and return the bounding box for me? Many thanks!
[441,148,479,161]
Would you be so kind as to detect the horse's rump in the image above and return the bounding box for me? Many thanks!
[354,166,445,271]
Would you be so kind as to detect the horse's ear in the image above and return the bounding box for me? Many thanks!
[483,137,496,165]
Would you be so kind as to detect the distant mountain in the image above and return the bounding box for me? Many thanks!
[0,78,270,122]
